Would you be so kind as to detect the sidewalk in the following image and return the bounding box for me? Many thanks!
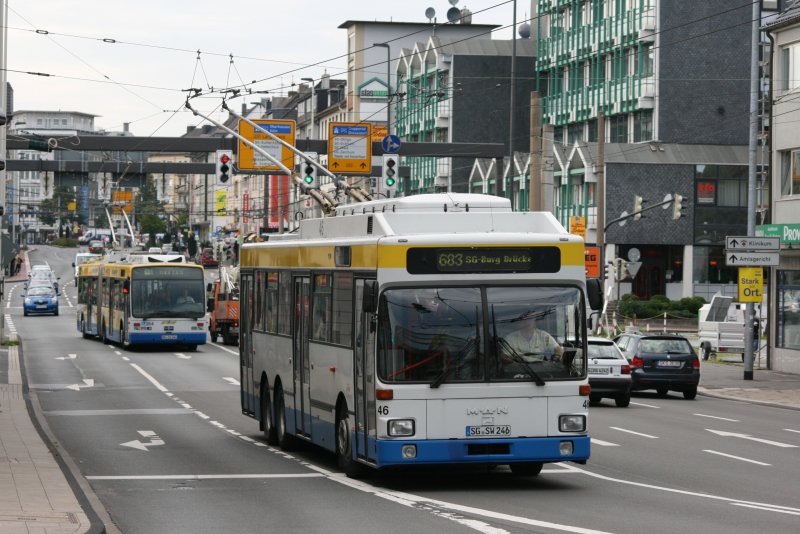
[699,355,800,410]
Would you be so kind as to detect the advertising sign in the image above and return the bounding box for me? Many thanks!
[738,267,763,303]
[584,246,600,278]
[215,190,227,215]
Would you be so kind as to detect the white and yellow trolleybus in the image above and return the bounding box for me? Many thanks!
[77,261,207,349]
[240,194,602,475]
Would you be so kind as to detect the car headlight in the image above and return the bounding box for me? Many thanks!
[24,299,32,305]
[387,419,415,437]
[559,414,586,432]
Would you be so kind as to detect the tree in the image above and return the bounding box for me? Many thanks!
[134,177,166,242]
[38,186,78,229]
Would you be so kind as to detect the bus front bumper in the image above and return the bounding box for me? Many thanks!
[127,332,207,345]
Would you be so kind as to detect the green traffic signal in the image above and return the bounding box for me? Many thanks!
[304,175,314,184]
[385,177,396,187]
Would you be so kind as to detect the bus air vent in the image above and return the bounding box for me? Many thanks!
[367,215,373,234]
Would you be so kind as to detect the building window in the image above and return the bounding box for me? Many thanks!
[781,45,800,91]
[553,126,564,146]
[633,110,652,142]
[609,114,627,143]
[568,123,583,145]
[692,246,737,284]
[637,44,654,77]
[780,150,800,196]
[777,270,800,349]
[587,119,598,142]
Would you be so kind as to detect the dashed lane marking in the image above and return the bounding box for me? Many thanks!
[609,426,659,439]
[703,450,771,466]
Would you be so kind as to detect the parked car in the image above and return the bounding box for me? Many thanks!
[587,337,632,407]
[88,240,105,254]
[613,333,700,400]
[22,285,59,316]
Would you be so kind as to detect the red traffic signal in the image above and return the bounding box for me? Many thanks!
[220,153,230,165]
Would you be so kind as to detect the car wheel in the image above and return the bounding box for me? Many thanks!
[589,393,602,405]
[510,462,543,476]
[615,392,631,407]
[24,309,29,317]
[683,386,698,400]
[54,307,59,316]
[656,386,669,397]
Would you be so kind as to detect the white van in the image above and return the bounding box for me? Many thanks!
[73,253,102,278]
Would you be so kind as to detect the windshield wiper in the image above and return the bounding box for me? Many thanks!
[496,337,546,386]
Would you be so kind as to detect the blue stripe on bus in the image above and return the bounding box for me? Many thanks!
[372,435,590,467]
[127,332,207,345]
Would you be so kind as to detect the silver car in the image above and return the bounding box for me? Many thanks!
[587,337,632,407]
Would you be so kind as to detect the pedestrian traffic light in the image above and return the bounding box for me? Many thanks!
[302,159,318,189]
[382,155,398,197]
[633,195,643,221]
[672,193,684,220]
[216,150,233,184]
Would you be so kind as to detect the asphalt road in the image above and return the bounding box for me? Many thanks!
[10,246,800,534]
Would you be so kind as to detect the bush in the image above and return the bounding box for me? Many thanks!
[51,237,78,247]
[618,294,706,319]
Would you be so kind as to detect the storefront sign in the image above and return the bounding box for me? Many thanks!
[757,223,800,244]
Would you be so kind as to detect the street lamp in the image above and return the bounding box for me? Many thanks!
[372,43,391,134]
[300,77,316,139]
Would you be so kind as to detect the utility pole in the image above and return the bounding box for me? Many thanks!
[596,111,606,255]
[0,0,8,343]
[508,0,517,210]
[743,0,760,380]
[529,91,542,212]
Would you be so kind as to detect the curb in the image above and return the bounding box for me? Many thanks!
[18,337,117,534]
[697,387,800,411]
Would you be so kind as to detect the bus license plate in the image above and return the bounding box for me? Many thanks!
[466,425,511,437]
[162,334,178,340]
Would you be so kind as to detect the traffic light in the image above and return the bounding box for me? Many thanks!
[302,159,318,189]
[216,150,233,183]
[0,154,4,171]
[632,195,643,221]
[382,155,398,197]
[605,262,613,281]
[672,193,684,220]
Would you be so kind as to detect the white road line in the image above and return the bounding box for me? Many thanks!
[629,401,660,408]
[129,363,169,392]
[609,427,659,439]
[591,438,620,447]
[730,503,800,515]
[784,428,800,434]
[114,351,122,356]
[175,353,192,359]
[703,450,771,466]
[694,413,740,422]
[210,342,238,355]
[223,377,240,386]
[121,356,130,361]
[86,473,324,480]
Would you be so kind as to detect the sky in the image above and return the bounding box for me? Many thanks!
[5,0,527,137]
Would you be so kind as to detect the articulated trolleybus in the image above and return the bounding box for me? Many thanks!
[240,194,602,476]
[77,261,207,349]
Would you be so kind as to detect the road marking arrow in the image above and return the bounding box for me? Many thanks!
[223,377,240,386]
[175,353,192,359]
[121,430,165,451]
[65,379,94,391]
[707,429,798,448]
[56,353,77,360]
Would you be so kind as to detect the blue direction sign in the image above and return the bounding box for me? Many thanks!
[381,134,401,154]
[328,122,372,174]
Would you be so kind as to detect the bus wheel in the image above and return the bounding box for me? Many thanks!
[101,323,108,344]
[510,462,543,476]
[275,390,296,451]
[336,403,364,478]
[261,387,278,445]
[186,344,197,352]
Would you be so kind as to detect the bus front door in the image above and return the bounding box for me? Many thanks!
[353,279,376,463]
[293,276,312,437]
[240,272,256,416]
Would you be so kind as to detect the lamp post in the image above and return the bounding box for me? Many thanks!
[508,0,517,210]
[373,43,391,134]
[300,77,316,139]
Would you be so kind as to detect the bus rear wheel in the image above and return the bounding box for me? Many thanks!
[261,387,277,445]
[275,390,296,451]
[510,462,543,476]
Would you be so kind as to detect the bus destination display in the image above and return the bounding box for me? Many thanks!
[407,247,560,274]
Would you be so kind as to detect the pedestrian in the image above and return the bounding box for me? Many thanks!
[14,254,22,275]
[752,318,760,353]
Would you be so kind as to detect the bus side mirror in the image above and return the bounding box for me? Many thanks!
[362,280,378,313]
[587,279,603,311]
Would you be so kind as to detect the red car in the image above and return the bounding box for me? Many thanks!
[199,248,218,267]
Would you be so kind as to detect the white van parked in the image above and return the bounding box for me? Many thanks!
[73,253,102,278]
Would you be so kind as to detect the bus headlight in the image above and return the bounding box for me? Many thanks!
[388,419,415,437]
[559,414,586,432]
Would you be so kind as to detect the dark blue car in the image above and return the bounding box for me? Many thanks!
[23,286,59,316]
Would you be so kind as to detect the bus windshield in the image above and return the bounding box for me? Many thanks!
[130,266,205,319]
[377,286,585,384]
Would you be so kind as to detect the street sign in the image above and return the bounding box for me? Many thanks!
[626,261,642,278]
[328,122,372,174]
[238,119,296,172]
[738,267,763,303]
[584,246,600,278]
[725,251,779,267]
[725,236,780,251]
[569,216,586,239]
[381,134,401,154]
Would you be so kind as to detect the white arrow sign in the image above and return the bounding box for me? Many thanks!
[707,429,798,448]
[121,430,165,451]
[175,353,192,359]
[55,354,77,360]
[223,377,240,386]
[65,378,94,391]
